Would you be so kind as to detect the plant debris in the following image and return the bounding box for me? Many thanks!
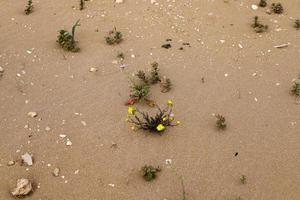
[24,0,33,15]
[141,165,161,181]
[251,16,268,33]
[105,27,123,45]
[126,100,180,134]
[240,175,247,184]
[57,20,81,52]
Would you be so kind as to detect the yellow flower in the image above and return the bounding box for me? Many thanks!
[127,107,135,115]
[156,124,166,132]
[176,120,181,125]
[162,117,167,121]
[167,100,173,107]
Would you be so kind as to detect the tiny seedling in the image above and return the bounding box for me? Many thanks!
[291,79,300,97]
[294,19,300,30]
[240,175,247,184]
[24,0,33,15]
[105,27,123,45]
[160,76,172,93]
[271,3,283,14]
[251,16,268,33]
[258,0,267,7]
[126,100,180,134]
[215,114,226,130]
[57,20,81,52]
[141,165,161,181]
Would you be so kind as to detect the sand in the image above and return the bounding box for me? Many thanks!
[1,0,300,199]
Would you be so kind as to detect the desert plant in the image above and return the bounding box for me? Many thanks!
[105,27,123,45]
[80,0,85,10]
[258,0,267,7]
[141,165,161,181]
[291,79,300,96]
[161,43,172,49]
[271,3,283,14]
[240,175,247,184]
[251,16,268,33]
[57,20,80,52]
[24,0,33,15]
[130,83,150,102]
[136,70,149,84]
[160,76,172,93]
[215,114,226,130]
[294,19,300,30]
[126,100,180,134]
[149,62,161,84]
[117,52,125,60]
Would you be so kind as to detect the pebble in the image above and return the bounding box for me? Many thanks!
[7,161,15,166]
[53,168,60,177]
[115,0,123,3]
[89,67,98,72]
[251,5,258,10]
[21,153,33,166]
[0,66,4,73]
[27,112,38,118]
[11,178,33,197]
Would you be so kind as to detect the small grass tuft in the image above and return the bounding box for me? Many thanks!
[215,114,226,130]
[57,20,81,52]
[294,19,300,30]
[105,27,123,45]
[141,165,161,181]
[240,175,247,184]
[25,0,34,15]
[271,3,283,14]
[251,16,268,33]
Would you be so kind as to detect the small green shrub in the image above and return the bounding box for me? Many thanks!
[24,0,33,15]
[130,83,150,102]
[240,175,247,184]
[271,3,283,14]
[291,79,300,96]
[141,165,161,181]
[57,20,80,52]
[105,27,123,45]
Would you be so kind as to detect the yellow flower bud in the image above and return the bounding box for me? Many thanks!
[167,100,173,107]
[176,120,181,125]
[156,124,166,132]
[127,107,135,115]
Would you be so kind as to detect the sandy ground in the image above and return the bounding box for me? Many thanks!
[1,0,300,199]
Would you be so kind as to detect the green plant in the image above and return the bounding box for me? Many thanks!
[251,16,268,33]
[258,0,267,7]
[24,0,33,15]
[271,3,283,14]
[57,20,80,52]
[160,76,172,93]
[291,79,300,96]
[130,83,150,102]
[149,62,161,84]
[105,27,123,45]
[240,175,247,184]
[294,19,300,30]
[141,165,161,181]
[215,114,226,130]
[126,100,180,134]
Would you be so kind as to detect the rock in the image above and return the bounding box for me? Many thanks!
[0,66,4,73]
[7,161,15,166]
[21,153,33,166]
[251,4,258,10]
[115,0,123,3]
[27,112,38,118]
[11,178,33,197]
[53,168,60,177]
[89,67,98,72]
[66,139,72,146]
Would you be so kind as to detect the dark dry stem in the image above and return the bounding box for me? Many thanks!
[252,16,268,33]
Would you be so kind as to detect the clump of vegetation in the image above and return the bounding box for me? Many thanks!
[57,20,81,52]
[161,76,172,93]
[294,19,300,30]
[105,27,123,45]
[258,0,267,7]
[271,3,283,14]
[24,0,33,15]
[126,100,180,134]
[117,52,125,60]
[161,43,172,49]
[149,62,161,84]
[291,79,300,97]
[130,83,150,102]
[240,175,247,184]
[215,114,226,130]
[141,165,161,181]
[251,16,268,33]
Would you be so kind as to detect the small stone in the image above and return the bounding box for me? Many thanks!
[21,153,33,166]
[53,168,60,177]
[7,161,15,166]
[66,139,72,146]
[89,67,98,72]
[151,0,157,4]
[45,126,51,131]
[115,0,123,3]
[27,112,38,118]
[59,134,67,138]
[0,66,4,73]
[11,178,33,197]
[251,4,258,10]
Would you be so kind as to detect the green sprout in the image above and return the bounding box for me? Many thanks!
[215,114,226,130]
[240,175,247,184]
[258,0,267,7]
[141,165,161,181]
[126,100,180,134]
[57,20,81,52]
[294,19,300,30]
[271,3,283,14]
[105,27,123,45]
[24,0,33,15]
[251,16,268,33]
